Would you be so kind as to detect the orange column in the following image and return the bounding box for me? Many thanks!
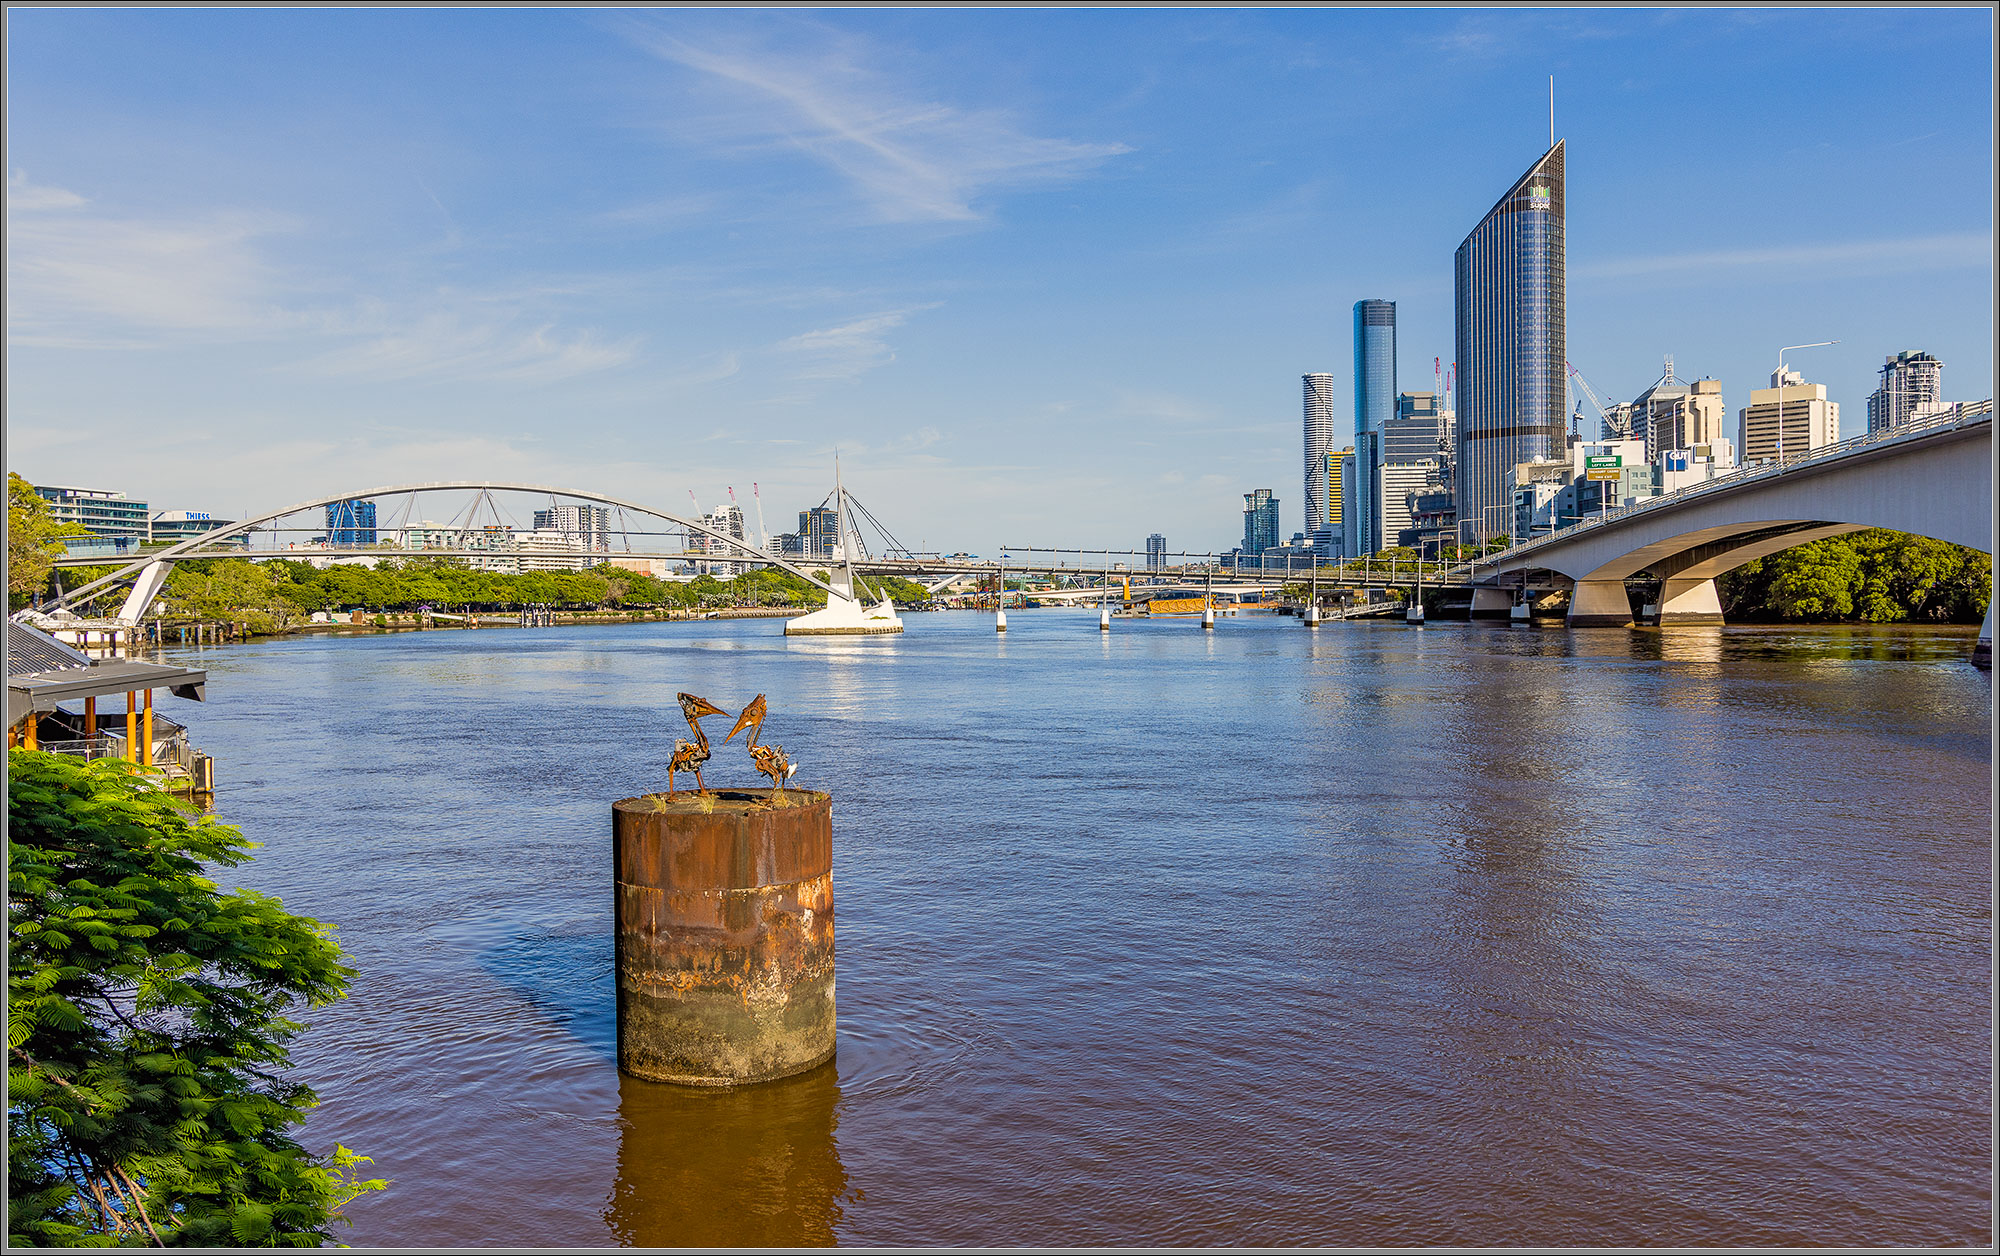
[23,714,38,750]
[126,692,138,761]
[142,690,155,767]
[84,697,96,738]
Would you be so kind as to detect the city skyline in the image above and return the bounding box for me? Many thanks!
[6,7,1993,553]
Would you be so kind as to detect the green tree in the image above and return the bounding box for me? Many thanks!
[8,752,385,1246]
[8,473,86,610]
[1764,538,1863,620]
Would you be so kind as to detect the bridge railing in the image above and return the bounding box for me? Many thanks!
[1446,398,1992,580]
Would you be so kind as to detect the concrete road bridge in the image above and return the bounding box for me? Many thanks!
[1448,401,1990,634]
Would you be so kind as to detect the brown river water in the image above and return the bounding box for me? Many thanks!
[167,614,1991,1247]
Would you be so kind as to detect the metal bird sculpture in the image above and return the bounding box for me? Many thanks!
[725,693,799,794]
[667,692,728,797]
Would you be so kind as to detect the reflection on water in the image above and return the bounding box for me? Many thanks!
[607,1065,847,1248]
[170,614,1990,1247]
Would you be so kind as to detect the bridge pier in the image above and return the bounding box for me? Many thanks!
[1657,577,1725,624]
[1567,580,1633,628]
[1470,587,1512,619]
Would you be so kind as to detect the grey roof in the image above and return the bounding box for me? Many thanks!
[6,622,93,677]
[6,621,207,727]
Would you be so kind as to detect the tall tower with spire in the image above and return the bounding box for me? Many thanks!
[1452,140,1566,545]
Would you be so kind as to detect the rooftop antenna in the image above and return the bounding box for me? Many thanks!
[1549,75,1555,147]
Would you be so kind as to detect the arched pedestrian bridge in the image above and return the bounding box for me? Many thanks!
[1465,403,1991,633]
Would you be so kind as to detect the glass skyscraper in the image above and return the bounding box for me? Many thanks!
[1352,300,1397,556]
[1453,140,1565,545]
[1241,489,1279,556]
[325,499,378,548]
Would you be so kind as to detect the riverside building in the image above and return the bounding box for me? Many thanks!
[1453,140,1566,547]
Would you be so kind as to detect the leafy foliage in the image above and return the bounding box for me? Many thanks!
[8,473,88,610]
[1720,530,1991,623]
[8,751,385,1246]
[145,557,848,622]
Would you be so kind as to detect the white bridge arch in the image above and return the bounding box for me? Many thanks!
[40,480,844,621]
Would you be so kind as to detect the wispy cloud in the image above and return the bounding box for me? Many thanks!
[297,311,642,384]
[7,169,642,384]
[620,22,1130,222]
[7,174,299,344]
[7,169,86,211]
[777,304,937,380]
[1579,232,1993,281]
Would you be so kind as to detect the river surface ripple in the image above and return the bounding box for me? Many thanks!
[162,614,1991,1247]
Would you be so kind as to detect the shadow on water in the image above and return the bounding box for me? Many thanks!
[477,930,618,1064]
[605,1063,849,1248]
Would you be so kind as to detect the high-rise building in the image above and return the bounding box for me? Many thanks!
[35,485,150,539]
[1866,350,1945,433]
[1352,300,1397,555]
[1320,446,1353,558]
[1738,368,1840,462]
[1454,140,1566,545]
[1146,533,1167,570]
[532,504,611,552]
[799,506,841,560]
[1302,373,1337,540]
[325,499,378,548]
[1337,450,1358,558]
[1633,365,1726,458]
[698,503,747,576]
[1242,489,1279,556]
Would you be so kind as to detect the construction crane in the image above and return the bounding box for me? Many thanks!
[751,482,770,552]
[1565,361,1620,442]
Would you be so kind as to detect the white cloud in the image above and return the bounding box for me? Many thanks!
[7,170,87,212]
[622,23,1130,223]
[1579,232,1993,282]
[7,193,298,342]
[295,311,642,384]
[777,304,936,380]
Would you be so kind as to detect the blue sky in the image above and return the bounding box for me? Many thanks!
[6,7,1993,554]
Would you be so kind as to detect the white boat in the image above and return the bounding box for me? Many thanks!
[784,459,904,636]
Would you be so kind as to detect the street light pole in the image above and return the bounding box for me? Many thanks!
[1775,340,1838,462]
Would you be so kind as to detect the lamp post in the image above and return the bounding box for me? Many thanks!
[1775,340,1838,462]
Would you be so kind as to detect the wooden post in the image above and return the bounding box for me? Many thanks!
[142,690,155,767]
[126,692,138,761]
[84,697,96,738]
[23,714,38,751]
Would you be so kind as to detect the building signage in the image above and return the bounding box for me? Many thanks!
[1583,455,1622,469]
[1586,468,1623,482]
[1528,185,1552,206]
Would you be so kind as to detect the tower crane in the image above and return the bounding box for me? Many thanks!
[1565,361,1621,442]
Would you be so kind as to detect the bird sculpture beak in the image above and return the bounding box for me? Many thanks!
[724,708,760,743]
[692,698,726,718]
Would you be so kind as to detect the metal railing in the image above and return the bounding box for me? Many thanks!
[1446,399,1992,580]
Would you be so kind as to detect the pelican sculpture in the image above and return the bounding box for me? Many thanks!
[667,692,728,797]
[725,693,799,793]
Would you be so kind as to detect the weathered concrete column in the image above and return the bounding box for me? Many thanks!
[1657,577,1725,624]
[1567,579,1633,627]
[613,789,835,1086]
[1470,586,1512,619]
